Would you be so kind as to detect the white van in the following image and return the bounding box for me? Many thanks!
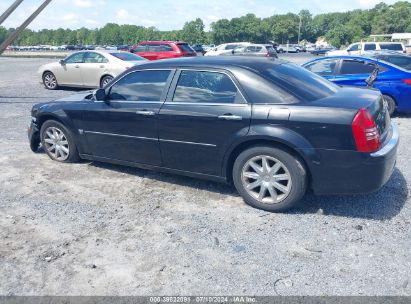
[327,42,406,56]
[204,42,250,56]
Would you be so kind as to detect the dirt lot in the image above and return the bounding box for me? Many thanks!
[0,55,410,296]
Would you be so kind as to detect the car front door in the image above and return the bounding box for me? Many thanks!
[55,52,85,86]
[81,69,174,165]
[81,52,109,87]
[347,43,361,56]
[333,59,377,87]
[158,69,252,177]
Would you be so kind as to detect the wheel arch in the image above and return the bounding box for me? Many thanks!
[99,74,114,87]
[224,137,313,187]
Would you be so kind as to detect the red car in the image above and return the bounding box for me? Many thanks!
[130,41,197,60]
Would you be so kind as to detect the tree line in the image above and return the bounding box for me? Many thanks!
[0,1,410,48]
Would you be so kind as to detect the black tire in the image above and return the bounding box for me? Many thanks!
[40,120,79,163]
[232,146,307,212]
[100,75,113,88]
[43,71,59,90]
[383,95,396,116]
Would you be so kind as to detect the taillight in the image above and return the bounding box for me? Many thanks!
[265,52,270,57]
[402,79,411,85]
[352,108,381,152]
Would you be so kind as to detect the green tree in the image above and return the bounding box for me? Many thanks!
[180,18,205,43]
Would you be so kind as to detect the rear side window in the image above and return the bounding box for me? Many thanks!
[364,44,376,51]
[380,43,403,51]
[340,60,376,74]
[159,44,173,52]
[108,70,171,101]
[84,52,108,63]
[305,59,338,76]
[261,63,339,101]
[133,45,147,52]
[172,70,240,104]
[177,43,194,53]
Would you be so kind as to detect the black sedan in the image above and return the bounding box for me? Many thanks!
[310,47,335,56]
[28,57,399,212]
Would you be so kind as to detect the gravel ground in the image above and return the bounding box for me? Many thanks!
[0,54,410,296]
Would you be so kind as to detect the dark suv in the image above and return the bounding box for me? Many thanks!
[130,41,197,60]
[28,57,398,212]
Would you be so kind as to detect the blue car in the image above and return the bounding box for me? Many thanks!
[302,55,411,115]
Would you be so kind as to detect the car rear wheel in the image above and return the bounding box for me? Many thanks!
[233,146,307,212]
[43,72,58,90]
[100,75,113,88]
[383,95,396,116]
[40,120,79,163]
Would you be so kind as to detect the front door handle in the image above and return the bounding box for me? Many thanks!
[218,114,242,121]
[75,65,80,68]
[136,110,155,116]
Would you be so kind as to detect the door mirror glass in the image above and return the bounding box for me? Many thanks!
[59,59,65,65]
[94,88,107,101]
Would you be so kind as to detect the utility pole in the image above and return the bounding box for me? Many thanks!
[0,0,52,55]
[0,0,24,25]
[298,13,302,45]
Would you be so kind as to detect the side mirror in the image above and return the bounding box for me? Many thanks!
[94,88,107,102]
[59,59,65,65]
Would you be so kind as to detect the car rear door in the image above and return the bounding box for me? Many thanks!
[158,69,251,177]
[81,69,175,165]
[333,59,378,87]
[80,52,109,87]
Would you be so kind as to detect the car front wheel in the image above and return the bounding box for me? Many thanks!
[233,146,307,212]
[40,120,79,163]
[43,72,58,90]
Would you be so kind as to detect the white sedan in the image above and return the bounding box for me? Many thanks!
[38,50,147,90]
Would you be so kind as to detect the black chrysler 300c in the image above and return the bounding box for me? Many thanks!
[28,57,399,212]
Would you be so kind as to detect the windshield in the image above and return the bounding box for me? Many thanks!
[261,63,339,101]
[111,52,145,61]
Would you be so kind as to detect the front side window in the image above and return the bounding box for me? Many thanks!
[108,70,171,101]
[84,52,108,63]
[225,44,239,50]
[65,52,84,64]
[348,44,360,52]
[340,60,376,75]
[305,59,339,76]
[173,70,240,104]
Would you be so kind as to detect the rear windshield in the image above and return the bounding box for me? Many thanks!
[178,43,195,53]
[260,63,339,101]
[111,52,145,61]
[380,43,403,51]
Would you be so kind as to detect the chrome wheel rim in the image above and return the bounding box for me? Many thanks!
[43,127,69,161]
[241,155,292,204]
[44,73,57,89]
[102,77,113,86]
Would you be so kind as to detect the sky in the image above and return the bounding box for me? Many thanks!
[0,0,400,31]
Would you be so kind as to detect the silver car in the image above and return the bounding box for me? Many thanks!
[38,50,147,90]
[231,44,278,58]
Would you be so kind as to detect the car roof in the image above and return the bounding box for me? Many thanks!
[131,56,286,71]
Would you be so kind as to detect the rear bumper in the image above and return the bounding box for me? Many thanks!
[310,122,399,195]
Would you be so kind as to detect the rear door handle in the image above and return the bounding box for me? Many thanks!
[136,110,155,116]
[218,114,242,121]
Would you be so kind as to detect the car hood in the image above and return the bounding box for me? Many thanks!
[38,61,61,72]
